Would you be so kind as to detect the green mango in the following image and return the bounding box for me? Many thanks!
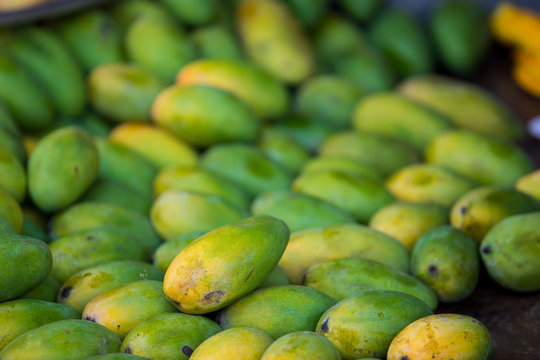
[515,169,540,201]
[430,0,490,75]
[218,285,335,339]
[83,280,177,339]
[426,130,534,186]
[88,63,166,123]
[20,218,48,243]
[0,128,26,163]
[0,319,121,360]
[336,0,385,22]
[120,313,221,359]
[164,215,290,314]
[251,190,355,232]
[313,14,366,64]
[301,156,383,181]
[0,216,16,234]
[411,226,479,303]
[58,260,164,312]
[108,0,171,30]
[0,299,80,351]
[386,163,476,207]
[257,265,290,289]
[369,202,449,251]
[19,276,59,302]
[305,257,438,310]
[398,75,524,140]
[273,115,335,153]
[369,9,433,77]
[317,290,433,359]
[319,131,420,176]
[237,0,314,84]
[0,187,23,232]
[201,144,293,198]
[177,59,289,119]
[153,231,206,272]
[191,25,243,60]
[258,127,311,174]
[260,331,341,360]
[28,127,99,212]
[480,212,540,291]
[283,0,329,28]
[125,16,196,82]
[153,84,260,147]
[150,190,247,241]
[279,223,409,284]
[85,355,147,360]
[56,10,123,71]
[78,112,113,137]
[450,186,540,243]
[0,234,51,302]
[159,0,218,25]
[296,75,364,129]
[0,102,19,135]
[0,147,25,202]
[292,170,394,223]
[82,180,152,215]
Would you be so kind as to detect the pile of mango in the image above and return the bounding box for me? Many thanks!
[1,0,539,359]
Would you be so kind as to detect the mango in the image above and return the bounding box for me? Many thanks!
[319,131,420,176]
[237,0,314,84]
[20,218,47,242]
[370,202,449,251]
[119,313,221,359]
[450,186,540,243]
[0,216,16,234]
[58,260,164,312]
[0,299,80,351]
[411,226,479,303]
[0,102,19,136]
[279,223,409,284]
[386,163,476,207]
[108,0,171,30]
[258,127,310,174]
[153,84,259,147]
[82,280,177,339]
[480,212,540,291]
[0,319,121,360]
[387,314,492,360]
[191,25,243,60]
[251,190,354,232]
[83,180,152,215]
[313,14,366,64]
[292,170,394,223]
[305,257,438,309]
[109,123,197,169]
[0,233,51,302]
[20,276,60,302]
[28,127,99,212]
[218,285,335,339]
[159,0,218,25]
[164,215,289,314]
[150,190,247,241]
[190,327,273,360]
[201,144,293,198]
[283,0,329,28]
[260,331,341,360]
[152,231,206,272]
[85,355,146,360]
[398,75,523,140]
[316,290,433,359]
[273,115,335,152]
[0,128,26,163]
[88,63,166,123]
[0,186,23,232]
[336,0,384,22]
[301,156,383,181]
[490,2,540,52]
[177,59,289,119]
[515,169,540,200]
[258,265,290,289]
[77,112,113,137]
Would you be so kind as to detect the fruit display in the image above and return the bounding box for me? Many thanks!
[0,0,539,359]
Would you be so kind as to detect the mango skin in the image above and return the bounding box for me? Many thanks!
[480,212,540,291]
[83,180,152,215]
[28,127,99,212]
[305,257,438,310]
[160,0,217,25]
[279,223,409,284]
[251,190,355,233]
[301,156,383,181]
[58,260,164,312]
[218,285,336,339]
[83,280,177,339]
[108,0,170,30]
[258,127,310,174]
[387,314,492,360]
[257,265,290,289]
[119,313,221,360]
[20,276,60,302]
[0,186,23,232]
[0,233,51,302]
[274,115,335,152]
[0,145,26,202]
[0,216,16,234]
[153,231,206,272]
[411,226,479,303]
[316,290,433,359]
[164,215,290,314]
[191,25,243,60]
[85,355,146,360]
[450,186,540,243]
[0,128,26,164]
[337,0,384,22]
[260,331,341,360]
[0,299,80,351]
[516,169,540,200]
[190,327,273,360]
[0,319,121,360]
[283,0,329,28]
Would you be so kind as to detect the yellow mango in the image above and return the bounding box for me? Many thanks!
[491,2,540,52]
[260,331,341,360]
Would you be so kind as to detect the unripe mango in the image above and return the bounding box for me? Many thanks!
[108,0,171,30]
[260,331,341,360]
[20,276,59,302]
[257,266,290,289]
[164,215,290,314]
[258,127,310,174]
[191,24,243,60]
[0,128,26,163]
[274,115,335,152]
[313,14,366,64]
[160,0,218,25]
[85,355,146,360]
[0,147,25,202]
[152,231,205,272]
[283,0,329,28]
[0,186,23,232]
[83,180,152,215]
[301,156,383,181]
[337,0,384,22]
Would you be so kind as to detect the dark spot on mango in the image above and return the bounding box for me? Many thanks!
[320,317,329,333]
[428,264,439,276]
[401,356,410,360]
[182,345,193,357]
[481,245,491,254]
[124,347,132,354]
[301,273,307,284]
[378,312,384,318]
[74,166,79,174]
[86,235,95,241]
[244,268,254,283]
[84,316,96,322]
[117,325,120,330]
[202,290,225,304]
[460,206,467,215]
[60,286,72,299]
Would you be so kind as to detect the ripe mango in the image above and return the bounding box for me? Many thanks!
[152,231,205,271]
[387,314,492,360]
[58,260,164,312]
[164,215,289,314]
[218,285,335,339]
[258,127,310,174]
[279,223,409,284]
[119,313,221,359]
[0,186,23,232]
[190,327,273,360]
[260,331,341,360]
[316,290,433,359]
[82,280,177,339]
[0,299,80,351]
[19,276,59,302]
[28,127,99,212]
[82,180,152,215]
[301,156,383,181]
[411,226,479,303]
[0,233,51,302]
